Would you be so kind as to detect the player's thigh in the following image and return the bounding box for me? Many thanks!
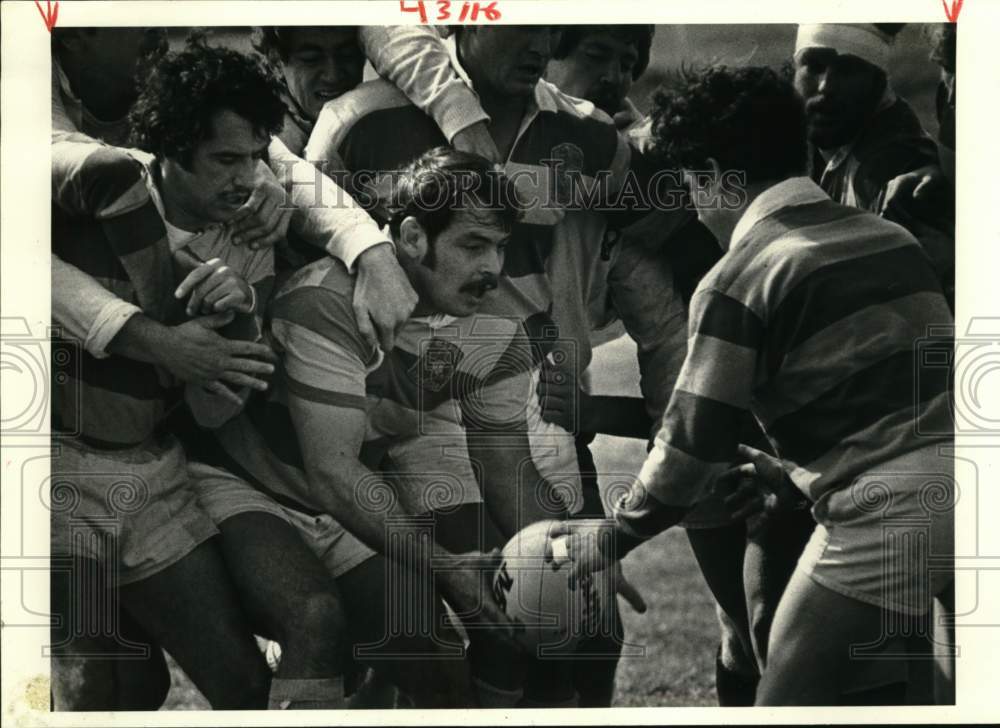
[336,555,472,707]
[215,511,347,650]
[744,508,816,669]
[756,566,891,706]
[119,538,270,709]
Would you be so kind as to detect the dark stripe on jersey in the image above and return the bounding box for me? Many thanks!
[101,201,168,257]
[245,395,306,471]
[510,109,619,178]
[339,106,446,176]
[77,147,147,214]
[504,222,554,278]
[209,438,322,517]
[663,389,745,463]
[765,245,943,376]
[693,289,765,349]
[52,210,133,284]
[287,376,368,410]
[271,286,369,365]
[737,200,869,253]
[768,346,951,464]
[54,337,169,401]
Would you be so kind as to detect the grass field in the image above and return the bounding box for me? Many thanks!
[156,23,945,709]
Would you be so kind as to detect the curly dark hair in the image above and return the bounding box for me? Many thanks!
[650,64,808,185]
[128,40,287,168]
[554,25,655,81]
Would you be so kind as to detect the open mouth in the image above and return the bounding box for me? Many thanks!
[314,88,346,102]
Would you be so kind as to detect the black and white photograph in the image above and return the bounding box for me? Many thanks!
[1,0,995,722]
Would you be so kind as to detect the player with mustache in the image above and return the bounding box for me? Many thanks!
[194,148,536,708]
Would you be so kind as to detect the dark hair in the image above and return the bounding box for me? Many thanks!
[650,65,808,185]
[554,25,655,80]
[128,40,287,167]
[251,26,359,65]
[386,147,522,254]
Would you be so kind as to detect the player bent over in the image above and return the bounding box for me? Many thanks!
[192,148,539,707]
[552,65,954,706]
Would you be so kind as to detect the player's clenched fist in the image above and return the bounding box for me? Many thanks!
[175,258,256,316]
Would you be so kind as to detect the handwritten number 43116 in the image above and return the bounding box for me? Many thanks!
[400,0,501,23]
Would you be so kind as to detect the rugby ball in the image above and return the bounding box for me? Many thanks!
[491,519,601,653]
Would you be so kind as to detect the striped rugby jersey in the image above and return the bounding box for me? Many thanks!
[615,178,953,539]
[51,141,274,448]
[211,256,537,516]
[305,65,651,502]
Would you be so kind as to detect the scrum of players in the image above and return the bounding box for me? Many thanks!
[49,21,956,709]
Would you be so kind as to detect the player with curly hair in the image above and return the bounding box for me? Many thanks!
[553,64,954,706]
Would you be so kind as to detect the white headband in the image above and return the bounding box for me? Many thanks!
[795,24,893,72]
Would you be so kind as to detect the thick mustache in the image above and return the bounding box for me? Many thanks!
[460,275,499,295]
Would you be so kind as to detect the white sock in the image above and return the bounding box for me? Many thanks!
[267,677,346,710]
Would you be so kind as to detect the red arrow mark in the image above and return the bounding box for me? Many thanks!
[942,0,964,22]
[34,0,59,32]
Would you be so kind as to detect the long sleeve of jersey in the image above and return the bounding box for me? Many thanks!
[268,136,391,271]
[612,285,761,545]
[358,25,488,142]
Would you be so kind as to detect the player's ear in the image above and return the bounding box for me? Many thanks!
[397,216,429,264]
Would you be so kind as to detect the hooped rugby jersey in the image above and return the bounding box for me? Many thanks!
[212,256,540,516]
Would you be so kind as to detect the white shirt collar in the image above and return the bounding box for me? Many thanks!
[730,176,830,249]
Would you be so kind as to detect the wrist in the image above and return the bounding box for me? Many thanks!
[357,240,396,268]
[107,313,171,365]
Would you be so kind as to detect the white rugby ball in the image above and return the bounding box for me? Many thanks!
[491,519,601,653]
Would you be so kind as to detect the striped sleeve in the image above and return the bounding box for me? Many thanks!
[631,287,763,509]
[271,286,375,411]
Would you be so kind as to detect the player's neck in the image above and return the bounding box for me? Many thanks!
[156,165,211,234]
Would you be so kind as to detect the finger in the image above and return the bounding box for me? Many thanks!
[227,190,266,237]
[220,370,270,392]
[912,176,935,200]
[730,495,766,522]
[735,443,769,464]
[213,290,247,313]
[240,202,283,249]
[202,380,244,407]
[175,259,222,299]
[716,463,756,487]
[224,356,276,376]
[355,308,379,353]
[377,319,397,354]
[194,310,236,329]
[225,340,278,362]
[249,207,293,250]
[188,266,232,315]
[615,576,648,614]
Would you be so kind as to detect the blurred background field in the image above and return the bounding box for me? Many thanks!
[157,22,945,709]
